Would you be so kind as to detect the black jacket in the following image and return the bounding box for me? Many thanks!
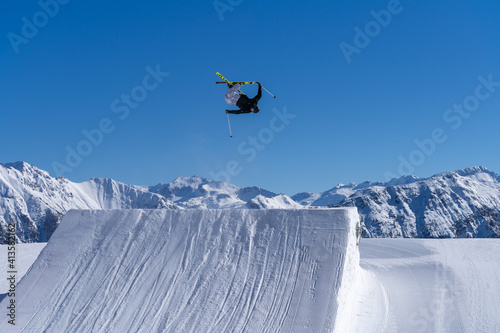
[232,85,262,114]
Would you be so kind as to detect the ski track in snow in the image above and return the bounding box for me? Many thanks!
[0,208,360,333]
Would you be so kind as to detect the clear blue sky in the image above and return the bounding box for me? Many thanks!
[2,0,500,195]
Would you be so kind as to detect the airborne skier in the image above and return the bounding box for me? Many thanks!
[225,82,262,114]
[215,72,276,137]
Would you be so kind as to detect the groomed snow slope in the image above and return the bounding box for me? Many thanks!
[351,239,500,333]
[1,208,360,333]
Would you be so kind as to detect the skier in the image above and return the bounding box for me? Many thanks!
[225,82,262,114]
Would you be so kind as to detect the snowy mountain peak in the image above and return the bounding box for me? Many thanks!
[2,161,33,172]
[246,194,303,209]
[385,175,421,187]
[168,175,212,189]
[439,166,500,183]
[87,177,131,188]
[455,165,493,176]
[292,182,364,207]
[1,161,51,179]
[236,186,276,202]
[149,176,278,209]
[151,176,238,196]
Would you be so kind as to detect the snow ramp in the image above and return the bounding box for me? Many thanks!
[1,208,360,332]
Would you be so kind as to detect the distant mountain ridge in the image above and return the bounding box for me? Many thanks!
[149,176,278,209]
[333,166,500,238]
[1,162,499,243]
[0,162,176,243]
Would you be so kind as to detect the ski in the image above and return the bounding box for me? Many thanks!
[215,81,260,85]
[215,72,246,95]
[216,72,276,99]
[215,72,230,82]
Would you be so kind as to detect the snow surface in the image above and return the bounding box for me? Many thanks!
[350,239,500,333]
[2,235,499,332]
[0,208,360,332]
[0,243,47,299]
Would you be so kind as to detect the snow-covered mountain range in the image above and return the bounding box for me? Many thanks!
[1,162,499,243]
[333,166,500,238]
[0,162,176,243]
[149,176,279,209]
